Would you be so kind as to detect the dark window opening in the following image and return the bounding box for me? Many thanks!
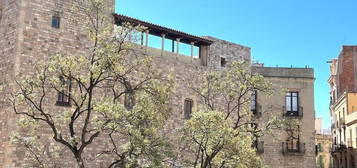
[52,16,60,28]
[56,76,71,106]
[251,90,257,115]
[220,57,226,67]
[0,7,3,23]
[184,99,193,119]
[285,91,299,116]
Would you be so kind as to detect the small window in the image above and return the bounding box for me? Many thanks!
[184,99,193,119]
[52,16,60,28]
[251,90,257,114]
[56,76,71,106]
[0,6,3,23]
[220,57,226,67]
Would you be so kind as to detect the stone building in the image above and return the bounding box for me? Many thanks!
[316,134,333,168]
[252,66,316,168]
[0,0,315,167]
[329,46,357,168]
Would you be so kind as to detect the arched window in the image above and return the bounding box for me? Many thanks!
[184,99,193,119]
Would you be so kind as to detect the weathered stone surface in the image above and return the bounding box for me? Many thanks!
[0,0,315,167]
[253,66,316,168]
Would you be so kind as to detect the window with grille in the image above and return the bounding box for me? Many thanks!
[184,99,193,119]
[56,76,71,106]
[286,125,300,152]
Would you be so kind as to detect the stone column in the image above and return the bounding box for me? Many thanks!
[161,34,166,56]
[176,38,181,59]
[145,30,149,52]
[199,45,209,66]
[190,42,195,63]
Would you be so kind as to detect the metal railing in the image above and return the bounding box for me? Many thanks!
[282,142,305,154]
[282,106,303,117]
[331,143,347,153]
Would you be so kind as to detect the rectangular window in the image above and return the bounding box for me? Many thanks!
[285,91,299,115]
[286,125,300,152]
[220,57,226,67]
[184,99,193,119]
[56,76,71,106]
[0,7,3,23]
[251,90,257,114]
[52,16,60,28]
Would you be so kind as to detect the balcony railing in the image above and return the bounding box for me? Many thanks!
[282,142,305,154]
[282,106,303,117]
[253,141,264,153]
[331,143,347,153]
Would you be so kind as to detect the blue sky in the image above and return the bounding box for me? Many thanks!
[116,0,357,129]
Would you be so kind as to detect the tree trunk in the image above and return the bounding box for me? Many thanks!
[75,155,85,168]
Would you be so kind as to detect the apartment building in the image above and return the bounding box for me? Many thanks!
[329,46,357,168]
[0,0,315,167]
[252,66,315,168]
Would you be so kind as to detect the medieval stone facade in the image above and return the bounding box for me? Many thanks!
[0,0,315,167]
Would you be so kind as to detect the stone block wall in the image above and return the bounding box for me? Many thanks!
[253,66,316,168]
[0,0,20,167]
[204,36,251,69]
[0,0,316,167]
[0,0,116,167]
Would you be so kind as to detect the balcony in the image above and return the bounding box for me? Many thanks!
[253,140,264,153]
[282,106,303,117]
[331,143,347,153]
[282,142,305,155]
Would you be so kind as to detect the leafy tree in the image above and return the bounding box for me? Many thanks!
[174,61,284,167]
[8,0,174,167]
[181,110,265,168]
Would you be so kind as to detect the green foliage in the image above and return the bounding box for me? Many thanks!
[181,110,266,168]
[9,0,174,167]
